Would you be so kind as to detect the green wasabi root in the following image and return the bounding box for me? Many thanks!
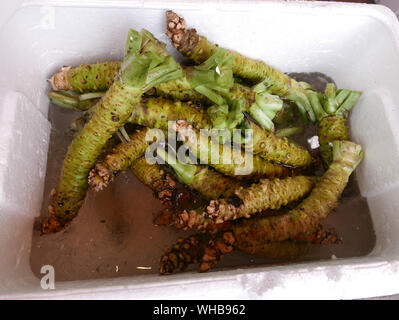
[129,96,212,131]
[173,120,291,179]
[159,225,341,274]
[130,156,177,206]
[43,29,183,234]
[49,62,122,92]
[48,91,103,111]
[44,83,144,234]
[318,116,348,166]
[50,61,282,131]
[51,91,213,133]
[231,140,363,244]
[156,147,242,200]
[88,128,151,191]
[206,176,315,223]
[166,175,314,230]
[309,84,362,167]
[165,10,316,123]
[246,120,313,167]
[236,225,342,259]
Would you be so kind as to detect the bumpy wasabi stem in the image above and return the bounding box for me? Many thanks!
[231,140,363,244]
[156,147,242,200]
[42,29,184,233]
[49,48,234,106]
[166,175,314,230]
[43,83,144,233]
[88,128,151,191]
[159,225,341,274]
[130,156,177,206]
[173,120,291,179]
[165,10,317,123]
[52,91,299,170]
[49,62,122,92]
[318,116,348,166]
[309,84,362,167]
[246,119,313,167]
[50,68,281,131]
[206,176,315,222]
[129,96,212,131]
[52,91,213,133]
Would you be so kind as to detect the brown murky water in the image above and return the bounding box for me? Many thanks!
[30,73,376,280]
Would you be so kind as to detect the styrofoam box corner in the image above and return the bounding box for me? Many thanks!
[1,0,399,299]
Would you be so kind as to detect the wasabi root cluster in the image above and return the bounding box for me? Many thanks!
[43,12,364,277]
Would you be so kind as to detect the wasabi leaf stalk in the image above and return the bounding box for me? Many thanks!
[308,83,362,167]
[156,147,242,200]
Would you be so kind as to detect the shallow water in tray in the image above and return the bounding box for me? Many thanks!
[30,73,376,281]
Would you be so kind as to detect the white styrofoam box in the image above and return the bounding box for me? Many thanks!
[1,0,399,299]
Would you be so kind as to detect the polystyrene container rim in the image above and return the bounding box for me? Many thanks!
[1,0,399,300]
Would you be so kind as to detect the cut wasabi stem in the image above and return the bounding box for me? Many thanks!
[309,83,362,167]
[43,29,184,234]
[335,89,351,106]
[275,127,304,138]
[48,91,100,111]
[130,156,177,207]
[335,91,362,117]
[118,126,131,142]
[88,128,151,192]
[232,140,364,244]
[284,90,315,124]
[165,10,318,123]
[247,82,284,130]
[185,48,234,105]
[159,225,341,274]
[324,83,339,114]
[79,92,105,101]
[207,98,245,137]
[173,120,291,180]
[308,91,327,121]
[156,147,197,185]
[156,147,242,200]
